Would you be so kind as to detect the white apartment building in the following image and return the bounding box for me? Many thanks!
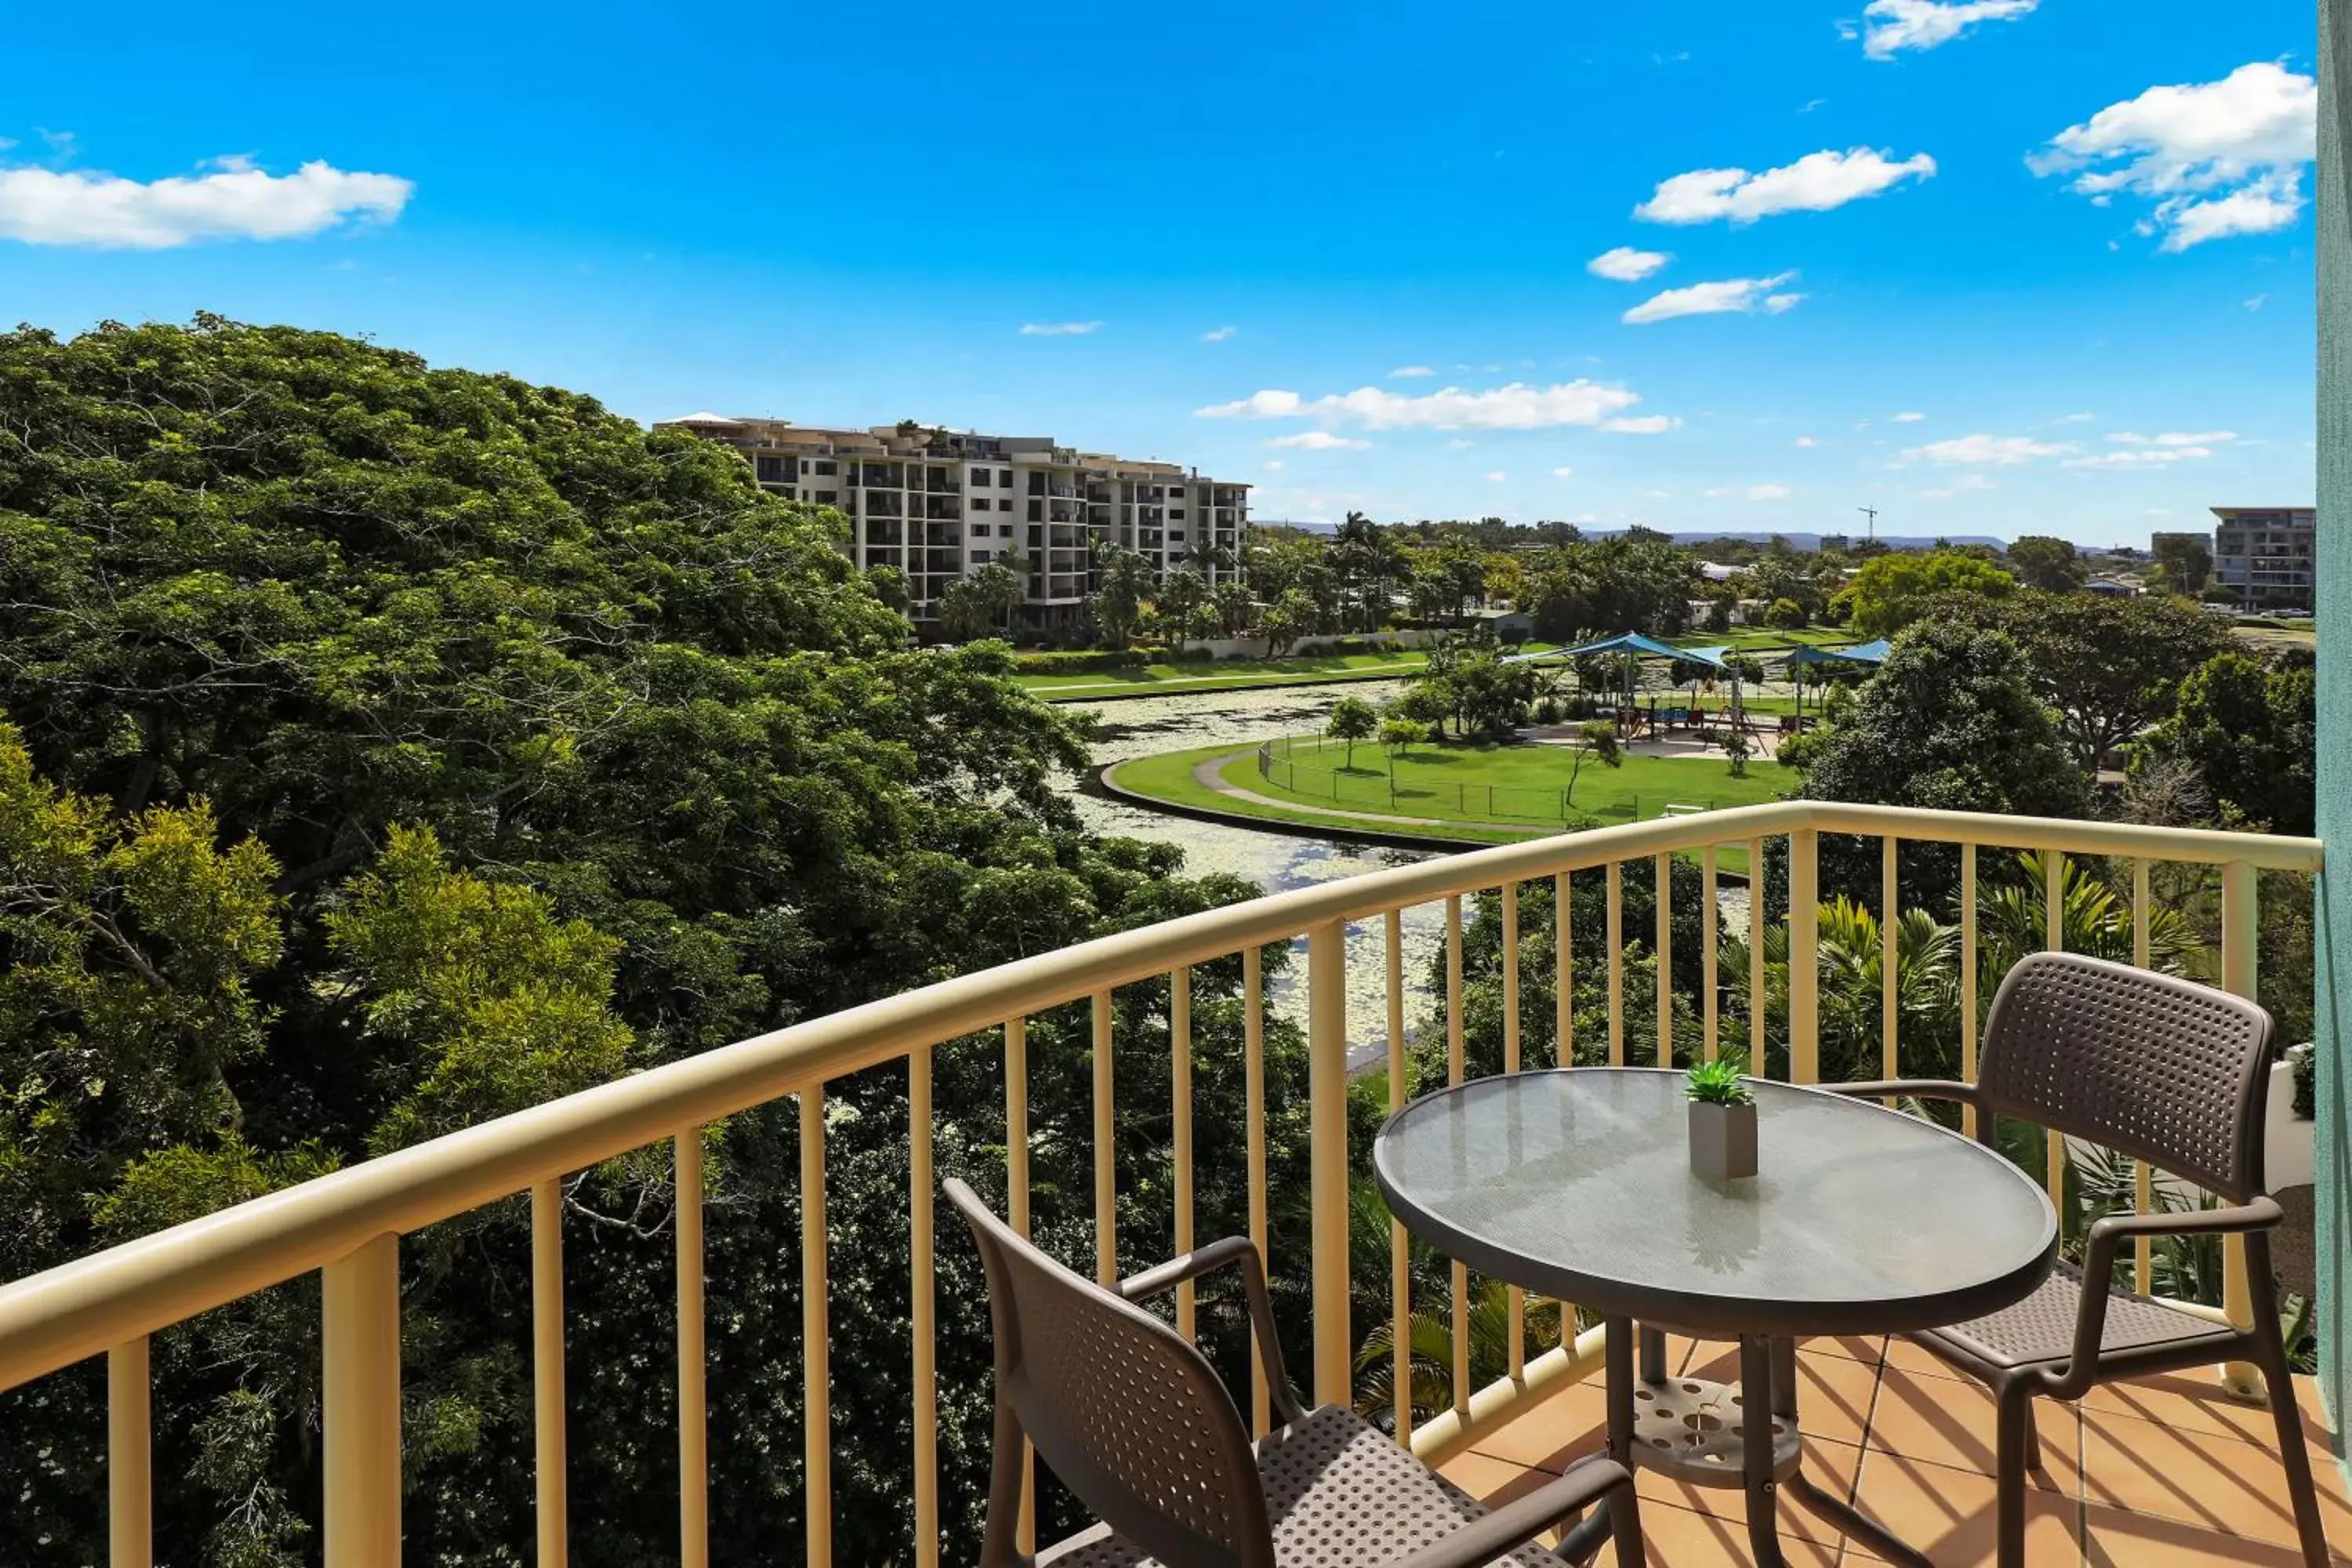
[2211,506,2317,608]
[655,415,1247,622]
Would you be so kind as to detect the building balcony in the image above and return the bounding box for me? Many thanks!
[0,804,2330,1567]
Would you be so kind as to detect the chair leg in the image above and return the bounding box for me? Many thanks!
[2020,1400,2042,1474]
[1607,1470,1649,1568]
[1993,1381,2034,1568]
[2245,1243,2331,1567]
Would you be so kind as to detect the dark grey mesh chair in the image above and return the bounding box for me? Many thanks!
[945,1178,1645,1568]
[1835,951,2329,1568]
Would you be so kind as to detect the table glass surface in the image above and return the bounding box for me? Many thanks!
[1374,1069,2056,1334]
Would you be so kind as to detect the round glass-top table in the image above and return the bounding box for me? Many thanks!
[1374,1069,2058,1568]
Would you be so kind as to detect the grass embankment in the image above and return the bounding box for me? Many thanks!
[1110,735,1787,864]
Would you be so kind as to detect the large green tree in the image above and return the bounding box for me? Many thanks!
[0,317,1302,1566]
[2131,648,2315,837]
[1921,590,2227,768]
[1838,549,2016,638]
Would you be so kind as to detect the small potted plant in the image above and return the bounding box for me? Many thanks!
[1687,1052,1758,1181]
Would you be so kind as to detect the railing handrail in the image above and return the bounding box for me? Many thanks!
[0,800,2316,1390]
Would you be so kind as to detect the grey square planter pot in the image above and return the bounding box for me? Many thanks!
[1689,1099,1758,1181]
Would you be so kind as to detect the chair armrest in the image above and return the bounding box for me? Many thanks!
[1380,1457,1636,1568]
[1825,1079,1984,1108]
[1118,1236,1308,1427]
[2059,1195,2283,1388]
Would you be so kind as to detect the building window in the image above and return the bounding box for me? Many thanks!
[1028,527,1043,548]
[814,459,837,477]
[1028,472,1047,495]
[1171,509,1186,520]
[817,492,837,506]
[971,497,989,511]
[756,455,793,483]
[1168,485,1185,498]
[971,524,990,537]
[1171,531,1186,542]
[1028,500,1043,521]
[998,469,1014,487]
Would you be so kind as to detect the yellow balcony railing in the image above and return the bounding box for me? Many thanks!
[0,802,2321,1567]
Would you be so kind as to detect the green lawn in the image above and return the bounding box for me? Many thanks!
[1109,735,1788,862]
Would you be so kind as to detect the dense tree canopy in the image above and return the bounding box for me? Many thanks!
[2132,648,2316,837]
[1838,549,2016,639]
[0,317,1297,1566]
[1918,590,2227,767]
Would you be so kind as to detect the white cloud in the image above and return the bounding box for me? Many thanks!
[1588,245,1671,281]
[1793,435,1820,448]
[1262,459,1285,471]
[1201,325,1238,342]
[2054,411,2099,423]
[1860,0,2037,60]
[2064,447,2213,469]
[1265,430,1373,450]
[1748,484,1792,500]
[2032,63,2315,250]
[1389,365,1435,378]
[1196,379,1644,430]
[1704,487,1737,499]
[1623,273,1802,324]
[1446,437,1476,449]
[1602,414,1682,434]
[2107,429,2235,445]
[1486,470,1509,483]
[1551,466,1577,478]
[1903,432,2074,465]
[2245,292,2270,310]
[1889,410,1926,423]
[1019,320,1103,336]
[0,156,411,248]
[1635,148,1935,224]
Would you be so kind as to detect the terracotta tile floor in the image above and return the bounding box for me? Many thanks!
[1439,1334,2349,1566]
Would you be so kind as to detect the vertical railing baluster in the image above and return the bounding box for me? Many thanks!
[1386,910,1412,1445]
[1445,896,1468,1414]
[1747,837,1766,1073]
[1606,862,1625,1067]
[1244,949,1270,1436]
[2219,860,2262,1398]
[1960,844,1979,1139]
[801,1089,833,1568]
[2132,858,2154,1295]
[323,1233,402,1568]
[1555,871,1573,1066]
[1501,883,1524,1377]
[1788,829,1819,1084]
[1882,837,1900,1093]
[108,1338,150,1568]
[1005,1018,1036,1552]
[1307,920,1352,1410]
[1092,990,1116,1287]
[2043,851,2067,1210]
[1701,846,1719,1064]
[532,1181,568,1568]
[1171,967,1195,1341]
[675,1132,708,1568]
[1654,853,1673,1068]
[909,1050,938,1568]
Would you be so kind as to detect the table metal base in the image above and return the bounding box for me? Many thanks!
[1580,1319,1935,1568]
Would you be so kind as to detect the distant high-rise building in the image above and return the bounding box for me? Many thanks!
[2209,506,2316,608]
[655,416,1247,622]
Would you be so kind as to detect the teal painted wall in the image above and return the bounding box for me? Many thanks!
[2318,0,2350,1467]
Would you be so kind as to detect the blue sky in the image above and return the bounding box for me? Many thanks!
[2,1,2317,546]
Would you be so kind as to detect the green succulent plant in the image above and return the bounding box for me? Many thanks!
[1686,1051,1755,1107]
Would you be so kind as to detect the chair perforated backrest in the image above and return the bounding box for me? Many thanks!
[946,1179,1275,1568]
[1976,952,2274,1203]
